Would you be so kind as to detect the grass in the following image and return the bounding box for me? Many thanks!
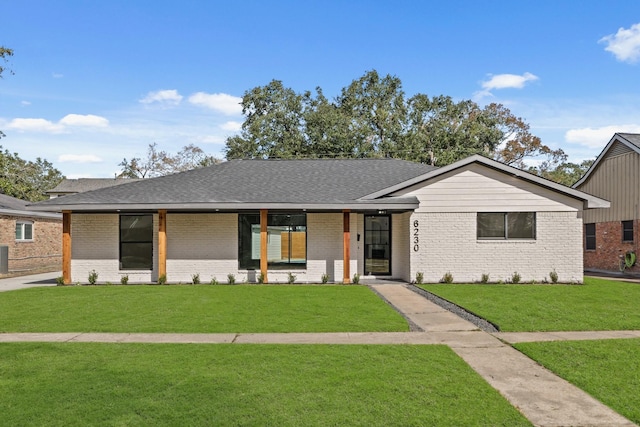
[0,285,408,333]
[420,277,640,331]
[515,339,640,424]
[0,342,531,426]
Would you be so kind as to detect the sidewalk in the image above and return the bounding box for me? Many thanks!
[0,276,637,426]
[0,271,59,292]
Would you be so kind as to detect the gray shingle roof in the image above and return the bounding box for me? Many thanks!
[46,178,140,195]
[0,193,29,210]
[617,133,640,150]
[31,159,437,211]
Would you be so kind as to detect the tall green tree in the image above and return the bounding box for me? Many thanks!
[0,46,14,140]
[224,70,567,181]
[0,147,64,201]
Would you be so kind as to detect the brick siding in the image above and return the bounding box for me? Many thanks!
[0,215,61,275]
[584,219,640,273]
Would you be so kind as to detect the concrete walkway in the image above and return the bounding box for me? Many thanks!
[0,271,59,292]
[0,275,637,426]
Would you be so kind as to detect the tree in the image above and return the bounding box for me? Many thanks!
[0,146,64,201]
[529,159,594,187]
[224,70,563,175]
[119,143,221,178]
[0,46,14,140]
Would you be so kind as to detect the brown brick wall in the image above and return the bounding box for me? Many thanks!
[0,215,62,275]
[584,219,640,273]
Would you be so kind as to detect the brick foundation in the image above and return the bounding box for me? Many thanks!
[584,220,640,273]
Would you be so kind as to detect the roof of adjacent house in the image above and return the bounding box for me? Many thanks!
[573,132,640,188]
[46,178,141,195]
[29,156,608,212]
[0,193,61,219]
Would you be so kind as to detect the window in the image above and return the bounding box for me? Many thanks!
[238,213,306,270]
[120,215,153,270]
[477,212,536,240]
[585,223,596,250]
[15,221,33,241]
[622,220,634,243]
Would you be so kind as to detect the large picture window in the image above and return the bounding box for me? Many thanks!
[477,212,536,240]
[238,213,306,270]
[120,215,153,270]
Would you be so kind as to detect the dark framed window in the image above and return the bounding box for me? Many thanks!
[238,213,306,270]
[477,212,536,240]
[585,223,596,250]
[15,221,33,241]
[622,220,634,243]
[120,215,153,270]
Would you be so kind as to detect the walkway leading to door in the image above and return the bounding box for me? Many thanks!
[370,284,635,427]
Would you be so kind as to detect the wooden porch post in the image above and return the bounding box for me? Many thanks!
[158,209,167,281]
[260,209,268,283]
[62,211,71,285]
[343,210,351,284]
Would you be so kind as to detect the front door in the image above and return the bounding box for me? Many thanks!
[364,215,391,275]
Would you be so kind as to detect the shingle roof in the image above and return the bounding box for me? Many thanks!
[31,158,437,211]
[616,133,640,150]
[0,193,29,210]
[46,178,140,194]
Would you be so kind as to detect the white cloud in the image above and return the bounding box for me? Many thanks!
[599,23,640,63]
[565,124,640,148]
[139,89,183,106]
[474,72,539,99]
[188,92,242,115]
[20,101,31,106]
[220,121,242,132]
[58,154,103,163]
[6,118,65,133]
[60,114,109,127]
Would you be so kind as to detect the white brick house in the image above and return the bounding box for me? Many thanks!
[31,155,607,284]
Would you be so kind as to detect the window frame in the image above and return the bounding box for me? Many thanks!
[622,220,634,243]
[238,212,307,270]
[477,212,536,240]
[119,214,153,271]
[15,221,34,241]
[585,223,596,250]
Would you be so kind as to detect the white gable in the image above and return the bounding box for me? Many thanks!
[391,163,584,213]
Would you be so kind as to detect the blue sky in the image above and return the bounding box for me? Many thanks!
[1,0,639,178]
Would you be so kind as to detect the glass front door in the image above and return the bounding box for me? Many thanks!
[365,215,391,275]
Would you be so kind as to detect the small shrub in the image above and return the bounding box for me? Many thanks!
[120,275,129,285]
[55,276,65,286]
[191,273,200,285]
[415,272,424,285]
[158,274,167,285]
[352,273,360,284]
[441,271,453,284]
[227,273,236,285]
[511,271,521,284]
[321,273,329,284]
[88,270,98,285]
[287,272,297,284]
[549,269,558,284]
[105,282,113,286]
[480,273,490,284]
[209,277,219,285]
[257,272,265,284]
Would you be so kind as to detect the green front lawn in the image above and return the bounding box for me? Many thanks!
[515,339,640,425]
[0,343,531,426]
[0,285,408,333]
[421,277,640,331]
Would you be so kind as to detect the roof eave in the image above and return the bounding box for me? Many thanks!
[573,133,640,188]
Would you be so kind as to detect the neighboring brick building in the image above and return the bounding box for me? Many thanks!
[31,156,607,285]
[574,133,640,274]
[0,193,61,276]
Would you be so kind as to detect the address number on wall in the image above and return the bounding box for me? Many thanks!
[413,219,419,252]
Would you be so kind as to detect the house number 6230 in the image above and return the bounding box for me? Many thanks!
[413,220,419,252]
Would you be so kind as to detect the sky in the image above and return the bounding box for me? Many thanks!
[1,0,640,178]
